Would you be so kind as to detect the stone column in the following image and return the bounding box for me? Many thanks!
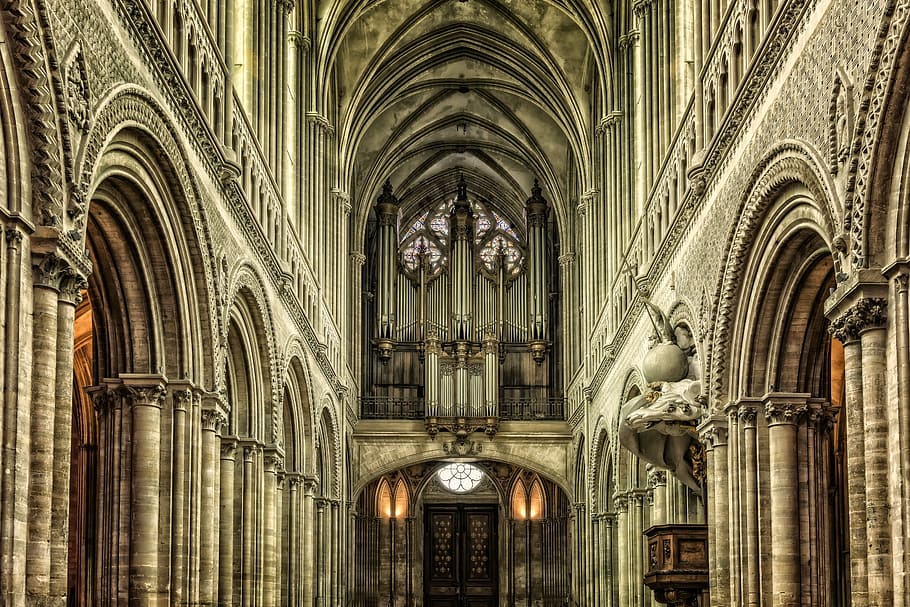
[241,445,257,606]
[857,301,892,605]
[1,227,26,606]
[316,498,327,606]
[201,409,226,604]
[331,500,340,607]
[765,400,805,607]
[700,415,729,605]
[614,494,630,607]
[828,295,889,606]
[740,405,761,607]
[301,477,318,607]
[50,271,85,607]
[218,438,238,606]
[122,377,167,607]
[263,451,281,607]
[647,467,667,522]
[888,270,910,606]
[171,388,192,605]
[286,476,300,605]
[26,252,66,603]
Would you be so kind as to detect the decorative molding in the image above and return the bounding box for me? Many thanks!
[708,144,837,404]
[828,297,887,343]
[844,0,910,266]
[764,402,807,426]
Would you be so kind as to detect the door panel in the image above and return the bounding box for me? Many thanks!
[425,505,498,607]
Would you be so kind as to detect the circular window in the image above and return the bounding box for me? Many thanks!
[437,463,484,493]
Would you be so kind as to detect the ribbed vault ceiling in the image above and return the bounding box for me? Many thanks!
[319,0,611,238]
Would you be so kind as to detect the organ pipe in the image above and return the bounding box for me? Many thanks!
[450,175,473,341]
[425,331,440,417]
[526,180,549,342]
[374,180,399,342]
[483,333,498,417]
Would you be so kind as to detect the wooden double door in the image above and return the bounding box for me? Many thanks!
[424,505,498,607]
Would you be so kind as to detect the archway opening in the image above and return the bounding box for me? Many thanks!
[351,460,570,607]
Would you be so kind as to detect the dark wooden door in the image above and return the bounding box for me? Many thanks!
[425,505,498,607]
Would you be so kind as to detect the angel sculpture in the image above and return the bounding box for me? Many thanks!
[618,299,705,491]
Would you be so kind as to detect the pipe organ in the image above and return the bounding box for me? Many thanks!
[362,176,562,431]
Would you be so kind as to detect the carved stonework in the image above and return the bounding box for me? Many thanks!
[647,467,668,488]
[828,297,887,343]
[829,72,854,175]
[764,403,807,427]
[221,439,238,459]
[613,493,630,514]
[33,253,68,291]
[121,383,167,407]
[59,272,87,305]
[202,408,227,433]
[172,389,193,411]
[738,406,758,427]
[65,48,91,131]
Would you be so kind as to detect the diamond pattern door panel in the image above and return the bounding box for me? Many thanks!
[425,505,498,607]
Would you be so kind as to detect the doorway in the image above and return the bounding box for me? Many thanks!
[424,504,498,607]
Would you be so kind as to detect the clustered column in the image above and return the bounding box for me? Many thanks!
[828,296,890,606]
[764,399,804,607]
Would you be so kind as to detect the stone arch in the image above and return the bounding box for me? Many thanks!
[843,0,910,266]
[0,1,69,225]
[86,132,214,383]
[224,267,278,443]
[862,12,910,263]
[316,400,341,498]
[281,338,316,474]
[590,419,612,512]
[81,86,218,384]
[351,452,574,499]
[709,142,839,404]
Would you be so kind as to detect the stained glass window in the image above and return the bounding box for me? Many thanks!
[398,197,525,279]
[437,462,484,493]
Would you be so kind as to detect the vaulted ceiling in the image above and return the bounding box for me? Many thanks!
[316,0,614,240]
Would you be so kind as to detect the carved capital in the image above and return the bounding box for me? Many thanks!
[350,251,367,266]
[59,271,87,304]
[33,252,68,291]
[698,415,728,448]
[303,475,319,497]
[202,408,228,433]
[120,380,167,408]
[264,451,284,474]
[828,297,887,342]
[738,406,758,428]
[172,388,193,411]
[764,402,807,427]
[558,252,576,268]
[613,492,629,514]
[647,467,667,488]
[5,228,24,248]
[633,0,654,18]
[221,438,238,459]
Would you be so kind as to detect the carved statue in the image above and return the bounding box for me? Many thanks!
[619,301,705,491]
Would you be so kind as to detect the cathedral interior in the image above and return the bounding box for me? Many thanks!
[0,0,909,606]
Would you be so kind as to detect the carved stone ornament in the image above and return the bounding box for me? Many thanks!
[65,48,91,131]
[619,298,705,491]
[829,73,854,175]
[764,402,807,426]
[828,297,887,343]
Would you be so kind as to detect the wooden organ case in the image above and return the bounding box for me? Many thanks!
[361,176,563,436]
